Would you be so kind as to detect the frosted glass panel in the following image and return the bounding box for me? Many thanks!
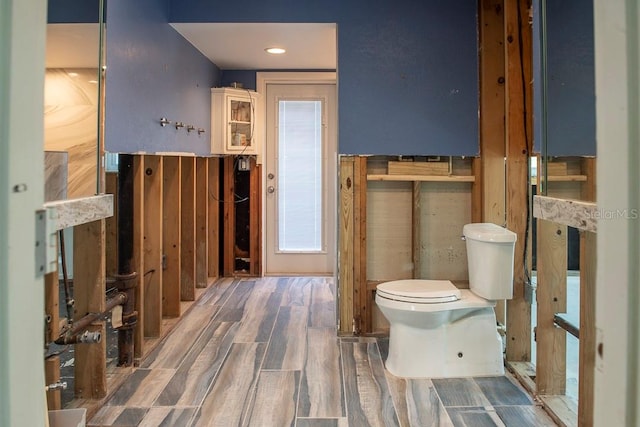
[278,100,323,251]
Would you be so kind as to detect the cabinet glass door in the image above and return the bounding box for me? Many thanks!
[228,98,253,150]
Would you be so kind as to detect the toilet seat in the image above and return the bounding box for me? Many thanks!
[376,279,461,304]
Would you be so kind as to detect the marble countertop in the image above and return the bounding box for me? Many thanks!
[44,194,113,230]
[533,195,597,233]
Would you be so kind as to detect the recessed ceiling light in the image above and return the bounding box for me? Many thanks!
[265,47,286,55]
[88,80,98,84]
[67,72,78,77]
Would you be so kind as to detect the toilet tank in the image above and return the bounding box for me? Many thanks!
[463,223,517,300]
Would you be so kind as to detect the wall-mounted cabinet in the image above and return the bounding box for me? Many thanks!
[211,87,261,156]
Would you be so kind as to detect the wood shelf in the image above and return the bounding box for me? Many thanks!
[547,175,587,182]
[366,174,475,182]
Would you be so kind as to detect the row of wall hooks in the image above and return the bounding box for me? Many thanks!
[159,117,205,135]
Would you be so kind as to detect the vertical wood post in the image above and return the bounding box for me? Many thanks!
[73,219,107,398]
[505,0,533,362]
[249,158,262,276]
[143,156,163,337]
[412,181,422,278]
[162,156,181,317]
[181,157,196,299]
[207,158,220,278]
[105,172,118,279]
[579,230,596,425]
[480,0,507,327]
[132,155,145,360]
[223,156,235,276]
[195,157,209,287]
[536,219,567,395]
[44,254,60,409]
[353,156,368,333]
[339,156,355,334]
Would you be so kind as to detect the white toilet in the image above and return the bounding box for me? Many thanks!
[375,223,517,378]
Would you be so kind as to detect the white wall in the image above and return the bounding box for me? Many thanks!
[593,1,640,425]
[0,0,48,425]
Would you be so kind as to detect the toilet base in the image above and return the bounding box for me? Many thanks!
[384,307,504,378]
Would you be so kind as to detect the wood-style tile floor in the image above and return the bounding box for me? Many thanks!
[88,277,557,427]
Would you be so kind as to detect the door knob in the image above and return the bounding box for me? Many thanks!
[267,186,275,193]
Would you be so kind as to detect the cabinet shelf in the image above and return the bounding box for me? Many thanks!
[547,174,587,182]
[367,174,475,182]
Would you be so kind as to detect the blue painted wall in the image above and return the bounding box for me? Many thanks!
[104,0,220,154]
[534,0,596,156]
[47,0,100,23]
[171,0,479,156]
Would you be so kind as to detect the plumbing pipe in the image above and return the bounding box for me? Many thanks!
[115,154,138,366]
[45,381,67,392]
[58,229,75,323]
[54,292,126,345]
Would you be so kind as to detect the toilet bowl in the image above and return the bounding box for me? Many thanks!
[375,223,517,378]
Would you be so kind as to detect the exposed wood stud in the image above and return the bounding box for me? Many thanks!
[143,156,163,338]
[412,181,422,278]
[504,0,533,362]
[578,231,596,425]
[339,156,355,335]
[132,156,145,360]
[249,158,261,276]
[162,157,181,317]
[73,220,107,399]
[536,220,567,395]
[105,172,119,279]
[353,156,368,333]
[180,157,196,300]
[223,157,235,276]
[45,356,61,410]
[195,157,208,287]
[207,157,220,278]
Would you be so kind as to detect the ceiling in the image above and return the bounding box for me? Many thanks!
[171,23,337,70]
[46,23,337,70]
[46,24,100,68]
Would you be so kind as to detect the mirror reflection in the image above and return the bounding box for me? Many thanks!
[44,22,102,200]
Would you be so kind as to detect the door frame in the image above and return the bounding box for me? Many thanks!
[256,72,337,276]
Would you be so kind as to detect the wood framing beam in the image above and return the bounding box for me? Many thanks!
[45,356,61,410]
[132,156,145,360]
[536,219,567,395]
[223,157,235,276]
[471,157,483,224]
[162,156,181,317]
[207,158,220,278]
[180,157,196,299]
[195,157,208,287]
[249,158,261,276]
[45,246,61,409]
[412,181,422,278]
[504,0,533,362]
[339,156,355,335]
[105,172,118,279]
[480,0,506,328]
[143,156,163,337]
[353,156,368,334]
[581,157,596,202]
[73,220,107,399]
[480,0,507,225]
[578,230,596,425]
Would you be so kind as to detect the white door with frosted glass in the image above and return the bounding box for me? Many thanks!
[265,83,336,275]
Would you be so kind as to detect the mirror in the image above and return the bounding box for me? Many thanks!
[45,1,105,201]
[538,0,596,203]
[531,0,596,409]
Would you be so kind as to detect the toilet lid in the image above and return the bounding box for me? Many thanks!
[376,280,461,303]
